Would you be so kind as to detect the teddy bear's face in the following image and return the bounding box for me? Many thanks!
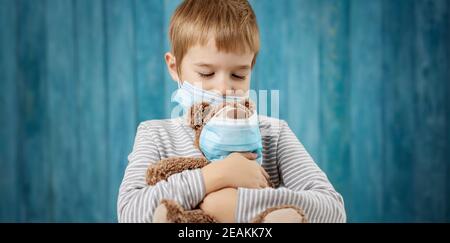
[187,99,256,148]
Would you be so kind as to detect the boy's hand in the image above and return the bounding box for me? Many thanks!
[200,188,238,223]
[201,152,270,194]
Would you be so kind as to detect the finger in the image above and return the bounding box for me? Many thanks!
[257,183,265,189]
[260,181,269,188]
[260,169,270,187]
[260,167,270,181]
[240,152,257,160]
[259,178,269,188]
[254,179,265,189]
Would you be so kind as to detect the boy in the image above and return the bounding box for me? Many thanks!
[118,0,346,223]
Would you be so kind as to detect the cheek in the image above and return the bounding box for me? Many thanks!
[179,68,194,82]
[233,78,251,92]
[234,84,249,92]
[178,60,197,82]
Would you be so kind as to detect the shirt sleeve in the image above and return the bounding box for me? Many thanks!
[117,122,206,223]
[235,120,347,223]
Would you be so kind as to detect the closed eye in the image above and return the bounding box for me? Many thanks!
[198,72,214,78]
[232,74,246,80]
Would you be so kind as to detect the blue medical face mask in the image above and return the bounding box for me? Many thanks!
[199,104,263,164]
[172,80,247,110]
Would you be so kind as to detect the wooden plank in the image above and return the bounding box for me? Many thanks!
[318,0,351,217]
[46,0,79,222]
[163,0,182,118]
[250,0,289,119]
[382,0,417,222]
[75,0,108,222]
[134,0,166,122]
[413,0,449,222]
[447,1,450,223]
[16,0,51,222]
[0,0,19,222]
[105,0,137,222]
[284,0,321,162]
[349,0,384,222]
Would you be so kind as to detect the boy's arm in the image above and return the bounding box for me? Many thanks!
[117,122,206,223]
[199,188,238,223]
[234,120,347,223]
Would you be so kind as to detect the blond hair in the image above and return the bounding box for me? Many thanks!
[169,0,260,75]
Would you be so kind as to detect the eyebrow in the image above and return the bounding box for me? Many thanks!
[194,63,251,70]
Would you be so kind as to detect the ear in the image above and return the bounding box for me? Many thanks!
[187,102,213,149]
[187,102,213,131]
[242,98,255,111]
[165,52,180,82]
[238,99,256,118]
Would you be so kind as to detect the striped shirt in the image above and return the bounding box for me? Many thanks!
[117,115,346,223]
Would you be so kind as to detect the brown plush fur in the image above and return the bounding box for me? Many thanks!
[158,199,218,223]
[187,102,213,149]
[146,157,208,185]
[146,99,307,223]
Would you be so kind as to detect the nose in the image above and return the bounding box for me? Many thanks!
[215,75,233,96]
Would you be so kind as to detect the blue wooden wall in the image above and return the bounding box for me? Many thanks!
[0,0,449,222]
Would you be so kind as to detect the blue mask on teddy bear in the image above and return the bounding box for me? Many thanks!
[199,104,263,164]
[172,80,263,164]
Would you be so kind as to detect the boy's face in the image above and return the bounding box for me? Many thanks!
[166,38,255,96]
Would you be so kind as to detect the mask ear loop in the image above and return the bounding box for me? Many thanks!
[209,106,227,121]
[212,104,255,123]
[177,80,185,89]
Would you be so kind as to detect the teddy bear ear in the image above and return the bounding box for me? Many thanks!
[244,99,250,108]
[187,102,212,130]
[242,98,255,110]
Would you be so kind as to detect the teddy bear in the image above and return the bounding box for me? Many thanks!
[146,99,307,223]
